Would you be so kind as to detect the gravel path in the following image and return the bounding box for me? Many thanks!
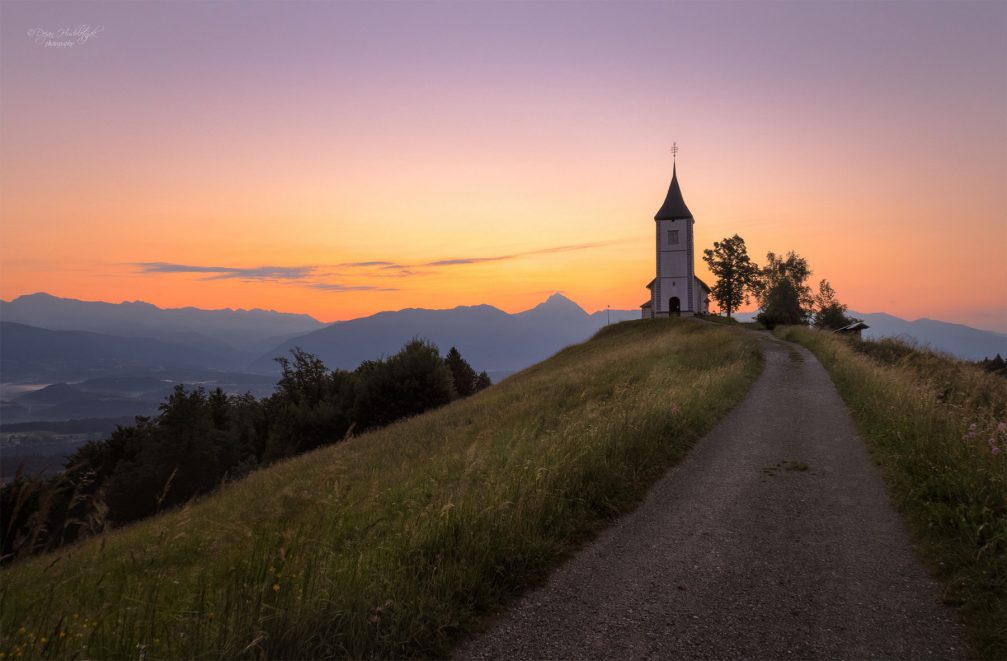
[457,333,968,660]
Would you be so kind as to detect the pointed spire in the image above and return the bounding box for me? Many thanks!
[654,162,692,220]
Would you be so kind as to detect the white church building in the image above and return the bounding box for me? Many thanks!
[641,162,711,318]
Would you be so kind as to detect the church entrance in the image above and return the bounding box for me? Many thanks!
[669,297,681,316]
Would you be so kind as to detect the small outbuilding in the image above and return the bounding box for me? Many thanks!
[833,321,870,338]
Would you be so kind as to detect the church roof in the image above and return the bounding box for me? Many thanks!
[655,163,692,220]
[695,277,711,292]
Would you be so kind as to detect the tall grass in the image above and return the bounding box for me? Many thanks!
[1,318,761,659]
[777,327,1006,659]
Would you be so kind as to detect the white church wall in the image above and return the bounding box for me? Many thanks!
[660,251,689,277]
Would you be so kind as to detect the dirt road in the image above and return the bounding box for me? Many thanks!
[457,334,967,659]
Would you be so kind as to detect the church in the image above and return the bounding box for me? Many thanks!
[641,160,711,318]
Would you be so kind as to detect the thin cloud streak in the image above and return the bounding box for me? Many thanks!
[132,262,393,294]
[307,282,398,292]
[421,240,623,267]
[131,239,626,293]
[134,262,314,281]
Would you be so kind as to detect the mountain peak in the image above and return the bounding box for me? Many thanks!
[517,293,588,319]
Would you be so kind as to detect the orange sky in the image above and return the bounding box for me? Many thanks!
[1,2,1005,331]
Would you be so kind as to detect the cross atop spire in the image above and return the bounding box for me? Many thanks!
[654,149,692,220]
[671,142,679,161]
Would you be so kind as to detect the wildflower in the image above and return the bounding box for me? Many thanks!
[993,447,1001,456]
[58,632,65,639]
[969,422,977,431]
[272,584,281,592]
[997,421,1006,432]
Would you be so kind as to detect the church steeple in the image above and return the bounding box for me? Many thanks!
[654,163,692,220]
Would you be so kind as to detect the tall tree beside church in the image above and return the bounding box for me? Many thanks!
[702,234,759,317]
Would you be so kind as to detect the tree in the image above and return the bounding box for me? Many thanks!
[444,347,477,398]
[756,278,806,328]
[754,251,813,308]
[474,371,492,392]
[702,234,759,317]
[812,279,856,330]
[753,250,814,326]
[352,340,453,430]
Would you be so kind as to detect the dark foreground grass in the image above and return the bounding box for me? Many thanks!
[778,326,1007,659]
[1,318,761,659]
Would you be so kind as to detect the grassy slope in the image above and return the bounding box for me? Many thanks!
[1,318,761,659]
[777,327,1006,659]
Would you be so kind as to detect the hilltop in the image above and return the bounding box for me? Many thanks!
[0,318,761,659]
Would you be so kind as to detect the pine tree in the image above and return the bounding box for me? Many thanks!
[444,347,477,398]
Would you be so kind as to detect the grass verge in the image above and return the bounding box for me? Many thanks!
[1,318,761,659]
[777,326,1006,659]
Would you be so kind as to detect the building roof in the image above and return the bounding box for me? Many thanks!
[655,163,693,220]
[645,278,656,290]
[695,277,711,292]
[834,321,870,334]
[640,300,653,308]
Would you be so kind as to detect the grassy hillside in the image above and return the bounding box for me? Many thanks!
[1,318,761,659]
[777,327,1006,659]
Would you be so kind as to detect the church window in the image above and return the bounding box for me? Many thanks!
[668,230,680,245]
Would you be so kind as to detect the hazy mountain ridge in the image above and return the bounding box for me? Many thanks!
[0,292,324,352]
[0,321,247,381]
[731,310,1006,360]
[851,311,1007,360]
[249,294,640,376]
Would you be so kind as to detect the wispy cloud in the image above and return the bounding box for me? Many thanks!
[425,256,510,266]
[131,239,626,294]
[306,282,398,292]
[132,262,392,294]
[421,240,619,267]
[134,262,313,281]
[338,261,405,268]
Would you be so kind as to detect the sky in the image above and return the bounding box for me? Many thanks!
[1,1,1005,331]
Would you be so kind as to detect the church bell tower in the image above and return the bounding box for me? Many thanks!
[646,145,696,317]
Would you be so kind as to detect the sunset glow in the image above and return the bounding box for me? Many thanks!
[2,2,1005,330]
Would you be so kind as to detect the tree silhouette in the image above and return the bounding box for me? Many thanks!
[702,234,759,317]
[754,250,814,325]
[812,279,856,330]
[756,278,806,328]
[444,346,477,398]
[474,371,492,392]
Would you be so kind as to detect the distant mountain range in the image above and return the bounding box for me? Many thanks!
[0,292,323,353]
[249,294,640,377]
[1,292,1003,426]
[732,310,1006,360]
[850,311,1006,361]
